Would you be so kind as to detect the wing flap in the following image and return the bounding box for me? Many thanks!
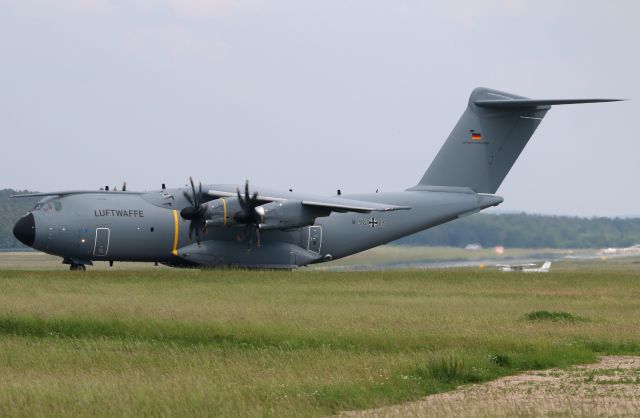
[301,199,410,213]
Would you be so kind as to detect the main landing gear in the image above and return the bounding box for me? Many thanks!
[63,258,92,271]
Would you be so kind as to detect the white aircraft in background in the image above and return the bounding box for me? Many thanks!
[497,261,551,273]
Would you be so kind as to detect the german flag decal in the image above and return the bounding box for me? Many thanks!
[471,132,482,141]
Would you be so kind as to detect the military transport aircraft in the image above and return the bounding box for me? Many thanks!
[11,87,621,270]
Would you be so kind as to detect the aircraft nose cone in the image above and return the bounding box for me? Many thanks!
[13,213,35,247]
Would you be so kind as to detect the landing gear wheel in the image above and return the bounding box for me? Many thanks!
[70,264,86,271]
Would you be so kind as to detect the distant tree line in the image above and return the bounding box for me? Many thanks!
[1,188,639,250]
[0,189,38,249]
[393,212,640,248]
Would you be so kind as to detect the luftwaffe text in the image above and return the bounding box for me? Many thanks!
[94,209,144,217]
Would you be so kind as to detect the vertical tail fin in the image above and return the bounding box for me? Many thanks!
[417,87,621,194]
[540,261,551,271]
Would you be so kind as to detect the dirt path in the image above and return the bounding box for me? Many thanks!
[339,356,640,417]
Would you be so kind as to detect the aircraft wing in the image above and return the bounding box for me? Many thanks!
[496,263,536,267]
[10,190,142,198]
[14,186,409,213]
[207,188,410,213]
[206,189,287,203]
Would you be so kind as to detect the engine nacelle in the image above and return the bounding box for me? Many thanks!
[204,197,243,227]
[259,201,330,230]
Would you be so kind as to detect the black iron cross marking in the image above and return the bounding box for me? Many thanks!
[368,218,379,228]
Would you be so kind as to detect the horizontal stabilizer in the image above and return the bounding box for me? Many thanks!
[475,98,623,109]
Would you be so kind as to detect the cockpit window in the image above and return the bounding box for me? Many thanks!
[32,203,53,212]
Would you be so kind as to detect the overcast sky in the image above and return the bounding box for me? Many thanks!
[1,0,637,216]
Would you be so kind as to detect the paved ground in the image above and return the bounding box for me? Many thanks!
[339,356,640,417]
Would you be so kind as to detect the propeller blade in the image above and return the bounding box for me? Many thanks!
[182,190,194,206]
[189,177,196,203]
[227,180,263,251]
[182,177,208,246]
[236,188,246,210]
[245,224,252,251]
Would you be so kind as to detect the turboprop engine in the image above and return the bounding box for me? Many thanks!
[201,181,333,249]
[205,199,329,230]
[258,201,330,230]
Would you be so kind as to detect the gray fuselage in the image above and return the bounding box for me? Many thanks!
[19,186,501,268]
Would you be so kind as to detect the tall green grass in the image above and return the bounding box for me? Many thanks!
[0,266,638,417]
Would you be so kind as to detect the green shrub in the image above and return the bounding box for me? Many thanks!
[524,310,587,322]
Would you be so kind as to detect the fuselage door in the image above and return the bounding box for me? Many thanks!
[307,226,322,253]
[93,228,110,256]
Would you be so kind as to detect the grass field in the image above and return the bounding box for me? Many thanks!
[0,255,639,416]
